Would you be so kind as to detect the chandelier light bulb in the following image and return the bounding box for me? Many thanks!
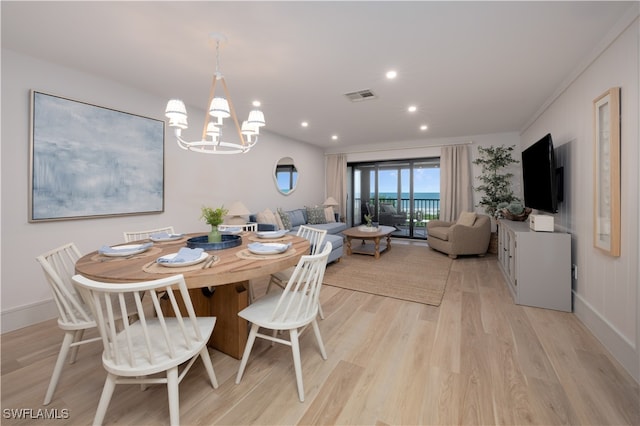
[247,110,266,127]
[209,97,231,119]
[164,99,188,129]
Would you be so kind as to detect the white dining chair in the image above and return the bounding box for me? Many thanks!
[37,242,101,405]
[218,223,257,232]
[72,273,218,426]
[235,242,332,402]
[266,225,327,318]
[123,226,175,242]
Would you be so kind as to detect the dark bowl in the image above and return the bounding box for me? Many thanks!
[186,234,242,251]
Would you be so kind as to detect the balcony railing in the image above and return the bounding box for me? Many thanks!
[356,197,440,224]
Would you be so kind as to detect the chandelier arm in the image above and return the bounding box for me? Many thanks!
[201,75,219,140]
[219,77,249,148]
[174,130,192,151]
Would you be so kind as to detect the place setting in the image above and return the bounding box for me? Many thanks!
[93,242,160,262]
[248,229,292,243]
[236,241,296,260]
[143,247,220,273]
[149,231,186,242]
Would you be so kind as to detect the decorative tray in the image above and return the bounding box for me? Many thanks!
[357,225,379,232]
[186,234,242,251]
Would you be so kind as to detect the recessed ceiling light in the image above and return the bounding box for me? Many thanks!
[252,100,261,107]
[385,70,397,79]
[331,135,338,140]
[407,105,417,113]
[301,121,309,127]
[420,124,428,131]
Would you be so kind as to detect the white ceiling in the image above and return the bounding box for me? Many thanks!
[1,1,633,149]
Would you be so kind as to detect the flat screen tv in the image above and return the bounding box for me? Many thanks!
[521,133,560,213]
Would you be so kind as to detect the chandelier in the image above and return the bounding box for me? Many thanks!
[164,33,266,154]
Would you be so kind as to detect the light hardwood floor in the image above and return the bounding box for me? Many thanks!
[2,242,639,425]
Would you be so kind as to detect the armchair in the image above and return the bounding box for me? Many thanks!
[426,212,491,258]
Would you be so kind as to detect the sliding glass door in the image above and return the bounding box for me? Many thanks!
[349,158,440,239]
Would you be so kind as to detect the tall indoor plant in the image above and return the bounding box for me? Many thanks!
[473,145,519,217]
[201,205,228,242]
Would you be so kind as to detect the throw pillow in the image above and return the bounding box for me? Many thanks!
[277,208,292,230]
[274,211,285,230]
[256,208,278,226]
[381,203,397,214]
[306,206,327,225]
[457,211,477,227]
[324,207,336,223]
[289,209,306,227]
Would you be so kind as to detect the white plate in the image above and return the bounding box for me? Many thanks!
[150,233,184,242]
[247,242,291,255]
[220,227,242,235]
[100,244,151,257]
[156,251,209,267]
[256,230,289,239]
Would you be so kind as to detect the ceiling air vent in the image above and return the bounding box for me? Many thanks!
[344,89,377,102]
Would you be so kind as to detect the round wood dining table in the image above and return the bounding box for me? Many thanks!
[75,233,310,359]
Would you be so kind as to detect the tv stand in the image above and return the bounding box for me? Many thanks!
[497,220,571,312]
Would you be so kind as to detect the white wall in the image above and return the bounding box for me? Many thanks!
[521,14,639,381]
[0,49,326,332]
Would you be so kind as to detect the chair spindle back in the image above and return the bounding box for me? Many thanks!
[73,274,203,370]
[36,243,94,327]
[123,226,175,243]
[271,242,332,324]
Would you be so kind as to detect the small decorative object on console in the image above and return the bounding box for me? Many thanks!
[529,214,554,232]
[500,201,532,221]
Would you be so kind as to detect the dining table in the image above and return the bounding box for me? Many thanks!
[75,232,310,359]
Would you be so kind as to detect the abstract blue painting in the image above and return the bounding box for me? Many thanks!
[29,91,164,221]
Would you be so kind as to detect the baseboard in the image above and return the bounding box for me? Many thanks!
[1,299,57,333]
[573,291,639,384]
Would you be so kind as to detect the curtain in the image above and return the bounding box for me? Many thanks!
[439,145,473,221]
[325,154,347,220]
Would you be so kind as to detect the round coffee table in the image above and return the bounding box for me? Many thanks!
[342,225,395,259]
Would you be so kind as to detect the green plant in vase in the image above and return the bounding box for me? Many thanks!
[201,205,228,242]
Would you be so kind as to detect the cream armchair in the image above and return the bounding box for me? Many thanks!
[426,212,491,258]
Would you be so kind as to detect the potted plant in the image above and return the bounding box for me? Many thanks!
[473,145,519,218]
[201,205,228,242]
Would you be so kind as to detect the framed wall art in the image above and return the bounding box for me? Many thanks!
[593,87,621,256]
[29,91,165,222]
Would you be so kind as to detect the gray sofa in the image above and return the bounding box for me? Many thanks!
[250,208,346,263]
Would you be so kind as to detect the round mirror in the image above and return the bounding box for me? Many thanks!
[274,157,298,195]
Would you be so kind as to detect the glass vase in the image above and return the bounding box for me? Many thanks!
[208,225,222,243]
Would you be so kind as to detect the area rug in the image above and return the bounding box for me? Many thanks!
[323,243,453,306]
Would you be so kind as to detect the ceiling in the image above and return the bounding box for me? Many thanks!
[1,1,633,150]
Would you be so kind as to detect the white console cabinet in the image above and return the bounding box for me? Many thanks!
[497,220,571,312]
